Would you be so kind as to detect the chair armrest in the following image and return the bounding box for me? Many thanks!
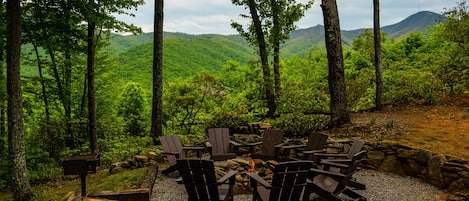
[273,143,285,148]
[310,167,345,179]
[205,141,213,148]
[229,140,242,146]
[243,141,262,147]
[321,158,352,163]
[303,150,325,155]
[247,172,272,188]
[321,160,349,170]
[182,146,205,151]
[182,146,205,158]
[314,153,348,159]
[161,151,179,156]
[217,170,239,184]
[281,144,306,149]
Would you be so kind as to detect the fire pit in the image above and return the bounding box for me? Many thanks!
[213,155,278,194]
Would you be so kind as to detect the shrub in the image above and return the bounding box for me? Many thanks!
[268,113,329,137]
[205,111,252,133]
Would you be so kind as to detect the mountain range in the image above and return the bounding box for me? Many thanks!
[111,11,446,84]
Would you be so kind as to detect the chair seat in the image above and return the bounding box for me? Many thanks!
[313,174,339,193]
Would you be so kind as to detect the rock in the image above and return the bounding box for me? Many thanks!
[365,151,385,168]
[110,166,124,174]
[397,148,414,159]
[428,154,446,188]
[414,149,432,164]
[147,151,158,160]
[135,155,149,162]
[226,159,241,169]
[448,178,466,192]
[378,155,406,176]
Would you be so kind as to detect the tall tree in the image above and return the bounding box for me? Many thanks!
[87,0,99,154]
[321,0,350,126]
[231,0,311,117]
[373,0,383,110]
[232,0,276,117]
[269,0,313,97]
[152,0,164,143]
[0,0,6,149]
[6,0,34,199]
[83,0,143,152]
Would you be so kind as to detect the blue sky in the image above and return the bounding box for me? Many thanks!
[116,0,459,35]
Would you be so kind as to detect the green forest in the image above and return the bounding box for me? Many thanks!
[1,0,469,200]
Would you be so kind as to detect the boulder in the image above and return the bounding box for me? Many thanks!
[378,155,406,176]
[428,154,446,188]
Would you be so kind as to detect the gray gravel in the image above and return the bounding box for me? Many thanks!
[150,169,446,201]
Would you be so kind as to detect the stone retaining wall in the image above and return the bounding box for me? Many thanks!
[327,140,469,193]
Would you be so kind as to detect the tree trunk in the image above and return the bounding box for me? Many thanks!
[87,0,98,154]
[6,0,34,200]
[272,0,281,97]
[373,0,383,110]
[321,0,350,127]
[34,44,50,121]
[247,0,276,117]
[152,0,164,143]
[0,17,5,151]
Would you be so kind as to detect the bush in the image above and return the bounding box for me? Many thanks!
[205,111,252,133]
[268,113,329,137]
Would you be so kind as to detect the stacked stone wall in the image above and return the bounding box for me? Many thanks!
[327,141,469,193]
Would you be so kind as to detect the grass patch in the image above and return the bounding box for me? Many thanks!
[0,167,148,201]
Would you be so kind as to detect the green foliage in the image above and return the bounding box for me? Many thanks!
[370,116,377,125]
[268,113,329,137]
[98,135,154,166]
[205,111,252,133]
[118,82,149,137]
[386,119,395,129]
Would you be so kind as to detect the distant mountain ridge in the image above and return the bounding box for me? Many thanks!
[109,11,445,56]
[280,11,446,56]
[112,11,445,84]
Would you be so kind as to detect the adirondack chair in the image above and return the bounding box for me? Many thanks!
[160,135,205,175]
[177,159,238,201]
[314,140,365,163]
[248,160,315,201]
[314,140,366,190]
[206,128,240,161]
[309,150,367,201]
[250,128,285,160]
[282,132,328,161]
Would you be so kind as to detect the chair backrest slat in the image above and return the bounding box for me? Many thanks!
[306,132,328,151]
[269,161,314,201]
[346,140,365,159]
[177,159,220,201]
[207,128,231,155]
[260,128,284,157]
[160,135,186,166]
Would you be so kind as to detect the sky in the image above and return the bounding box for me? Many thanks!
[116,0,459,35]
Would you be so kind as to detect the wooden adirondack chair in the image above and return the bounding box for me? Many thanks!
[314,140,367,190]
[282,132,328,161]
[248,160,314,201]
[206,128,240,161]
[250,128,285,160]
[177,159,238,201]
[160,135,205,175]
[309,150,367,201]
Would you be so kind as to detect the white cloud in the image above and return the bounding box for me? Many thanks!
[117,0,459,35]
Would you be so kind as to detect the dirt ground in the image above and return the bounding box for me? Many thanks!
[325,94,469,160]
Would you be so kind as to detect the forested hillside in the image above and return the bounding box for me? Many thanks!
[113,11,444,86]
